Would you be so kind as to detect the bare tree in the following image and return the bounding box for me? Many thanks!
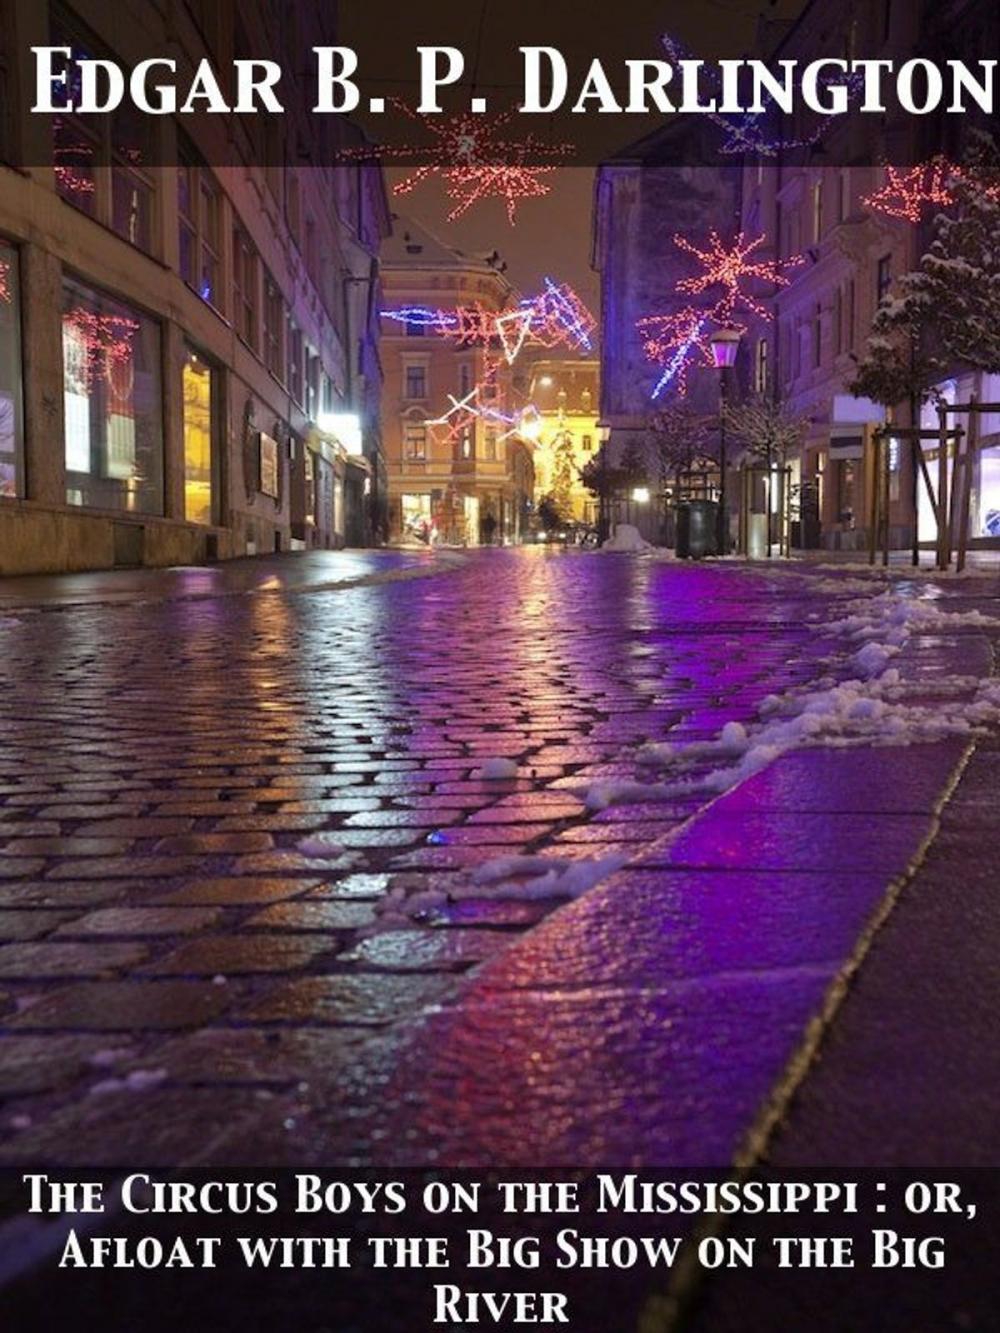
[646,404,716,488]
[723,394,808,465]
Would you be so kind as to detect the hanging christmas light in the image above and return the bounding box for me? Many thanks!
[639,231,800,400]
[0,260,11,305]
[674,230,803,323]
[384,104,571,226]
[495,306,535,363]
[381,280,596,363]
[638,309,718,400]
[529,278,597,352]
[863,159,957,222]
[659,34,871,158]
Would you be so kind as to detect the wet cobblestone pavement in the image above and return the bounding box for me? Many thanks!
[0,548,997,1170]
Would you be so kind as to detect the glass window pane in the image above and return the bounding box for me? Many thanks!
[0,241,24,498]
[183,348,216,526]
[112,168,153,253]
[62,276,163,514]
[53,116,98,215]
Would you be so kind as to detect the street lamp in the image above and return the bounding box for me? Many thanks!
[709,327,742,555]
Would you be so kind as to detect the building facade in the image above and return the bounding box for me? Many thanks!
[380,217,534,547]
[592,123,744,543]
[736,0,924,552]
[592,0,1000,555]
[741,0,1000,554]
[0,0,390,576]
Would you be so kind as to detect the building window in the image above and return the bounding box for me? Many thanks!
[837,460,856,523]
[405,320,425,337]
[0,241,24,498]
[812,303,822,368]
[485,429,497,461]
[834,287,843,355]
[404,423,427,460]
[847,279,856,351]
[304,446,316,526]
[305,348,320,421]
[459,363,472,397]
[876,254,892,304]
[754,337,769,393]
[405,364,427,399]
[837,169,849,223]
[62,275,163,514]
[232,228,258,349]
[582,434,593,452]
[111,105,154,253]
[460,429,473,460]
[183,346,218,526]
[178,149,223,309]
[811,180,823,243]
[263,273,284,379]
[287,323,303,405]
[51,15,154,253]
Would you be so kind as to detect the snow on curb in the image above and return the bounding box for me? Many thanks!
[581,580,1000,811]
[372,572,998,930]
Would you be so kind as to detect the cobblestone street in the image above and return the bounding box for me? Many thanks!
[0,548,997,1175]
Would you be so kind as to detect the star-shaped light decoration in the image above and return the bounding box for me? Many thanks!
[390,105,571,226]
[659,34,870,158]
[638,231,802,400]
[863,160,956,223]
[674,230,803,323]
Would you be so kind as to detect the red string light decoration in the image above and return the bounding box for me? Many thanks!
[389,105,571,226]
[863,160,957,222]
[637,309,718,400]
[639,232,802,399]
[673,231,803,323]
[63,310,140,390]
[0,260,11,305]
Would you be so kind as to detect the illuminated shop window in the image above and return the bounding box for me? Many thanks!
[183,346,218,526]
[62,276,163,514]
[0,241,24,499]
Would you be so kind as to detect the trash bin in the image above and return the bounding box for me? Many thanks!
[675,500,719,559]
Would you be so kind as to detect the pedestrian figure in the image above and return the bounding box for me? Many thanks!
[482,511,498,546]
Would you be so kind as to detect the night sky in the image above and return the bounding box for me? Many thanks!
[363,0,808,307]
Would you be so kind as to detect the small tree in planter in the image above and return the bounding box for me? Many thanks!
[646,404,716,492]
[723,395,809,554]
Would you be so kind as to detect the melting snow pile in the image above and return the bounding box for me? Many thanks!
[583,582,1000,810]
[373,852,629,927]
[603,524,653,553]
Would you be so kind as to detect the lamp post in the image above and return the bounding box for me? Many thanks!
[709,328,742,555]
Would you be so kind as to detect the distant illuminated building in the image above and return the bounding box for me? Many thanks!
[527,360,601,525]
